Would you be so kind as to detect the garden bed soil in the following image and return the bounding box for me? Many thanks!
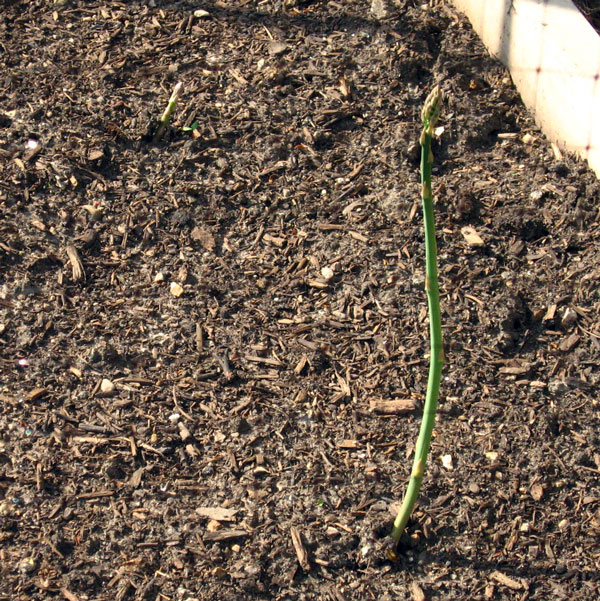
[1,1,600,600]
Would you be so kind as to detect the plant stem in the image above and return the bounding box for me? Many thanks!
[153,81,183,143]
[391,85,444,546]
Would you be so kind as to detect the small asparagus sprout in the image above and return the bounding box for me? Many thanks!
[153,81,184,143]
[390,85,444,550]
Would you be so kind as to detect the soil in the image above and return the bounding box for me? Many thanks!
[1,1,600,600]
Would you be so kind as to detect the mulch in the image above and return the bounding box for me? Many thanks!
[1,1,600,600]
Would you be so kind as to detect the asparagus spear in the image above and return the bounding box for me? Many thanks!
[153,81,183,143]
[391,85,444,548]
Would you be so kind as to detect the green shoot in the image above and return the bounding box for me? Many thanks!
[183,121,200,133]
[153,81,183,143]
[390,85,444,549]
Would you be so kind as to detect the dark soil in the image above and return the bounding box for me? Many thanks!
[2,1,600,600]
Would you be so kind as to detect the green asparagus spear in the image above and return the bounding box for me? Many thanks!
[391,85,444,548]
[153,81,183,143]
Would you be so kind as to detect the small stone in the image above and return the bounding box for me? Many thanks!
[267,41,288,55]
[371,0,391,19]
[326,526,340,539]
[211,566,227,579]
[441,454,453,470]
[100,379,115,395]
[0,500,12,516]
[560,307,577,330]
[207,520,222,532]
[19,556,37,574]
[320,266,334,281]
[468,482,480,494]
[154,272,165,283]
[530,484,544,501]
[88,149,104,162]
[104,459,125,480]
[194,9,210,18]
[170,282,184,297]
[548,380,569,394]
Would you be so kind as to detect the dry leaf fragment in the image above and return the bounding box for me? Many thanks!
[461,225,484,247]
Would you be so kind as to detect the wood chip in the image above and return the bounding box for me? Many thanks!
[196,507,238,521]
[244,354,283,367]
[461,225,484,247]
[498,365,530,375]
[25,388,48,402]
[66,245,85,281]
[88,149,104,162]
[290,526,310,571]
[369,398,416,414]
[559,333,579,352]
[543,304,557,321]
[263,233,286,247]
[491,571,523,590]
[338,439,360,449]
[203,529,247,542]
[348,230,368,242]
[60,588,80,601]
[129,467,145,488]
[31,218,46,231]
[410,582,426,601]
